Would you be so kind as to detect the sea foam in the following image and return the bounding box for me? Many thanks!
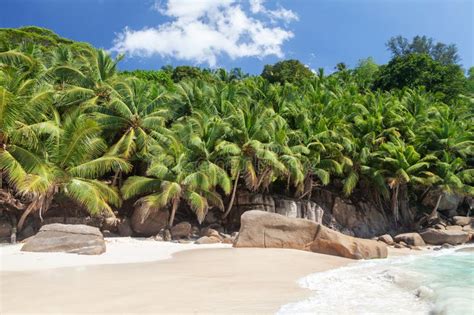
[278,247,474,315]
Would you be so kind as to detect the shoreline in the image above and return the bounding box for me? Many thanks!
[279,244,474,314]
[0,238,432,314]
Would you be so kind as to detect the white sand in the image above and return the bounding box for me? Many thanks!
[0,237,230,271]
[0,239,424,314]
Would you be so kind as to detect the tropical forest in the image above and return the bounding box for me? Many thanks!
[0,27,473,240]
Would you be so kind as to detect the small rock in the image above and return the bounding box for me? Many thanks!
[394,233,426,246]
[200,228,223,241]
[171,222,192,239]
[195,236,222,244]
[434,224,446,230]
[452,216,472,226]
[409,245,422,250]
[377,234,394,245]
[394,243,405,249]
[441,243,453,249]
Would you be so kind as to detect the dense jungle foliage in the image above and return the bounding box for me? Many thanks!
[1,27,473,231]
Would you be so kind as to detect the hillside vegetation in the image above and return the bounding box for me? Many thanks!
[0,27,473,231]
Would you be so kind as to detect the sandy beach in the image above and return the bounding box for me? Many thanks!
[0,238,357,314]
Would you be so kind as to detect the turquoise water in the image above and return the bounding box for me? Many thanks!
[278,247,474,315]
[405,250,474,314]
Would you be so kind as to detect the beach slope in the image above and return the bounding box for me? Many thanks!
[1,240,351,314]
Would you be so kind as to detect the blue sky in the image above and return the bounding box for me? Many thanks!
[1,0,473,74]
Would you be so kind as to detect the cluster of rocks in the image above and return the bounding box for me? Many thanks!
[150,221,238,245]
[376,215,473,249]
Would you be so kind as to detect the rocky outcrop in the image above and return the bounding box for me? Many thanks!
[0,221,12,239]
[330,198,394,238]
[131,207,169,236]
[300,200,324,224]
[274,198,299,218]
[21,224,105,255]
[228,191,275,229]
[233,210,387,259]
[394,233,426,246]
[235,191,275,212]
[117,218,133,237]
[420,228,470,245]
[228,192,326,230]
[422,190,463,213]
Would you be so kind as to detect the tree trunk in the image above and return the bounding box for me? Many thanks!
[398,184,411,226]
[223,170,240,219]
[8,212,17,244]
[17,198,40,231]
[256,167,271,190]
[168,199,179,228]
[112,170,121,187]
[433,194,443,213]
[391,183,400,225]
[419,186,432,203]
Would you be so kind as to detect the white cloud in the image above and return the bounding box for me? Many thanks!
[111,0,298,66]
[249,0,298,23]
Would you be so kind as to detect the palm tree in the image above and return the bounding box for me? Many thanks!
[217,101,288,218]
[93,78,170,161]
[376,139,437,225]
[121,111,231,227]
[0,112,131,230]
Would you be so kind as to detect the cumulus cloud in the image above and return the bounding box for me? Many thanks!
[111,0,298,66]
[249,0,298,23]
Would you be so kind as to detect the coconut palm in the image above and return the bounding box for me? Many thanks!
[376,139,438,224]
[121,111,231,227]
[93,77,170,161]
[0,112,131,230]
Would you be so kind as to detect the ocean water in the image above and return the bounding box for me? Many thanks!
[278,247,474,315]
